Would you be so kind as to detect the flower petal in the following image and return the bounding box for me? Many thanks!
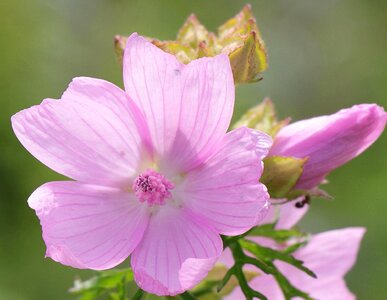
[224,227,364,300]
[291,227,365,277]
[131,206,222,296]
[224,275,283,300]
[12,77,151,187]
[262,199,309,229]
[183,127,272,236]
[270,104,387,189]
[123,33,234,173]
[28,181,150,270]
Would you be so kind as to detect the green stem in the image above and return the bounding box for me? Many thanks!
[179,291,197,300]
[119,276,126,300]
[132,289,145,300]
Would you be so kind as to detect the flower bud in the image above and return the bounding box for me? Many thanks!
[233,98,290,137]
[270,104,387,190]
[114,5,268,84]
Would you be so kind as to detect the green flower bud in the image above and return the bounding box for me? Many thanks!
[233,98,290,137]
[114,5,268,84]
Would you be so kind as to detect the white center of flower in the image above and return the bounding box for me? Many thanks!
[132,169,175,206]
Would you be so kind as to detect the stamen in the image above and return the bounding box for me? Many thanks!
[133,169,174,206]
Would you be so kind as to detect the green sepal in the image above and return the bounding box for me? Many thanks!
[217,4,268,83]
[176,14,210,49]
[286,186,334,202]
[261,156,308,199]
[114,5,268,84]
[149,39,197,64]
[114,35,127,65]
[232,98,290,136]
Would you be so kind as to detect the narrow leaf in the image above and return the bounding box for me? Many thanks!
[240,239,317,278]
[248,225,306,243]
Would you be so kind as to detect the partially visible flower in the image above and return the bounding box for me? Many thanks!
[12,33,272,296]
[221,203,366,300]
[115,4,268,84]
[269,104,386,190]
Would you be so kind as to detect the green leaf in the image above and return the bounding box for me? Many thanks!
[239,239,316,278]
[238,239,315,300]
[265,260,314,300]
[283,241,308,255]
[192,264,259,297]
[261,156,307,199]
[70,268,134,300]
[232,98,290,136]
[218,242,268,300]
[248,224,306,243]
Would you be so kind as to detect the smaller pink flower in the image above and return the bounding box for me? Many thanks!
[269,104,386,189]
[12,33,272,296]
[221,202,366,300]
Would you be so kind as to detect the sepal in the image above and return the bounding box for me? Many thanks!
[233,98,290,136]
[261,156,308,199]
[114,5,268,84]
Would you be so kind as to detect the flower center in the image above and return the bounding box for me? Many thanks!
[132,169,174,206]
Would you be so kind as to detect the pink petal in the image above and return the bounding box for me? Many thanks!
[131,207,222,296]
[123,33,234,173]
[28,181,150,270]
[270,104,387,189]
[182,127,272,236]
[262,199,309,229]
[271,227,365,299]
[12,77,151,188]
[223,227,364,300]
[290,227,366,278]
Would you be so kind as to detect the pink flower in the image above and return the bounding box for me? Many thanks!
[221,203,365,300]
[270,104,386,189]
[11,33,272,296]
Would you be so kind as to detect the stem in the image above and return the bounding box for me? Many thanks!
[179,291,197,300]
[119,276,126,300]
[132,289,145,300]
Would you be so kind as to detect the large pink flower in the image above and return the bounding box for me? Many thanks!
[221,203,365,300]
[270,104,386,190]
[11,33,272,296]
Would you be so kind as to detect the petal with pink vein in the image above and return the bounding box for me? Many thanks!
[12,77,150,188]
[131,206,222,296]
[28,181,150,270]
[123,33,234,173]
[183,127,272,236]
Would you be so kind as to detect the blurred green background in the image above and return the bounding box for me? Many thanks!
[0,0,386,299]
